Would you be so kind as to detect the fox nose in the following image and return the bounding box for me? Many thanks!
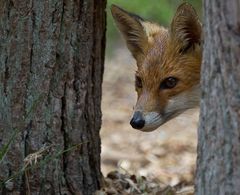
[130,111,145,129]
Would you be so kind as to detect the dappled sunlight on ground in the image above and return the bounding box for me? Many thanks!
[101,47,199,186]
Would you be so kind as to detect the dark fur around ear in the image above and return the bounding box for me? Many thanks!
[171,3,202,53]
[111,5,147,60]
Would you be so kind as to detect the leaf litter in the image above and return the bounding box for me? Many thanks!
[100,47,198,194]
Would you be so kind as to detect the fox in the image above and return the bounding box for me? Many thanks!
[111,3,202,132]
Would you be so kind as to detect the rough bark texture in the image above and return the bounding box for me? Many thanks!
[0,0,106,194]
[196,1,240,194]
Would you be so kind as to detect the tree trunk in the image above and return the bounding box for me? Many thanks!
[196,1,240,194]
[0,0,106,194]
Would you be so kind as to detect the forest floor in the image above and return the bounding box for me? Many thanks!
[100,46,199,193]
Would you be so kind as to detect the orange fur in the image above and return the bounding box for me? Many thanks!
[111,3,202,131]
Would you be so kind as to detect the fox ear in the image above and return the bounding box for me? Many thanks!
[111,5,147,60]
[171,3,201,53]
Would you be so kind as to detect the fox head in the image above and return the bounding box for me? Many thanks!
[111,3,202,132]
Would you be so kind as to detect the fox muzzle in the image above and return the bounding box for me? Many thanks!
[130,111,145,129]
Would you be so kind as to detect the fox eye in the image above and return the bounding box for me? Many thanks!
[135,76,142,88]
[160,77,178,89]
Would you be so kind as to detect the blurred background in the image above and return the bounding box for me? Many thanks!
[101,0,202,185]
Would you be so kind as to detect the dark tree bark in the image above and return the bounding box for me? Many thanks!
[0,0,106,194]
[196,1,240,194]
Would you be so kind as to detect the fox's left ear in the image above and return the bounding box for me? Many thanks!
[171,3,201,53]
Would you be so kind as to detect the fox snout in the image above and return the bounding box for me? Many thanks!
[130,111,145,129]
[130,90,166,131]
[130,111,163,132]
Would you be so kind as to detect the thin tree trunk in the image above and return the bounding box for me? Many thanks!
[0,0,106,194]
[196,1,240,194]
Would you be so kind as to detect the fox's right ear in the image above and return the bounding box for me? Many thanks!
[111,5,147,60]
[171,3,201,53]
